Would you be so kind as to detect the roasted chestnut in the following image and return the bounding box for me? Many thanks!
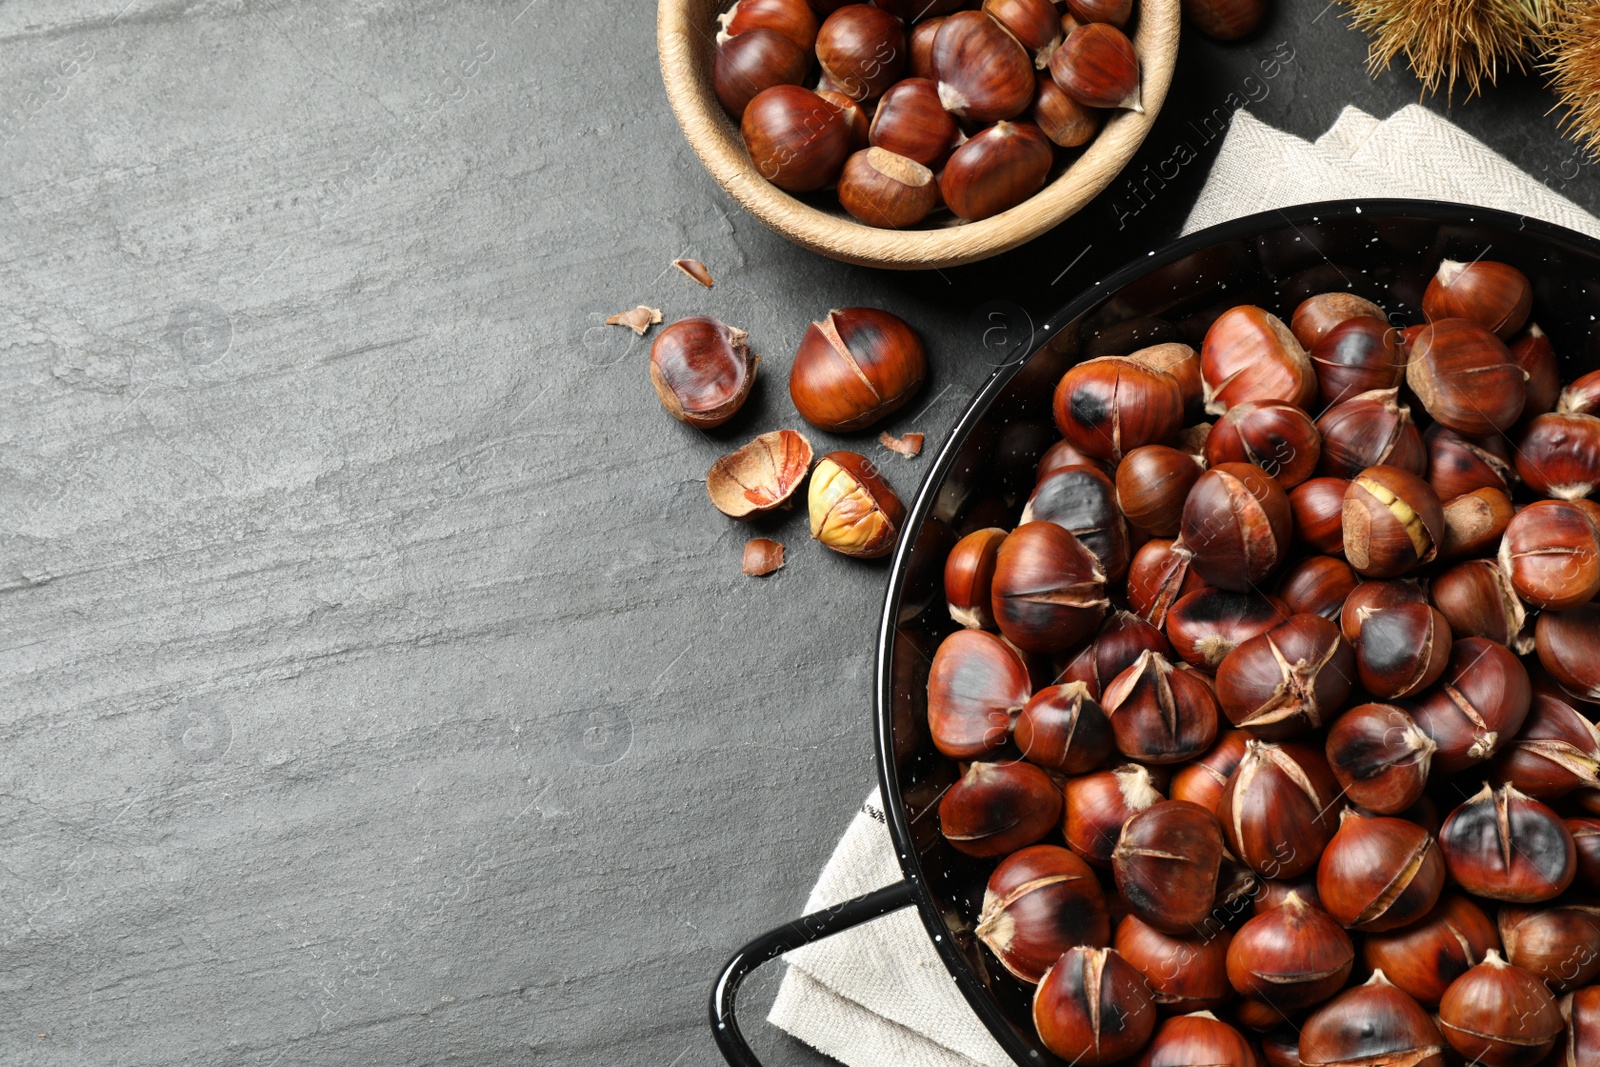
[939,120,1055,221]
[1339,578,1427,643]
[1017,681,1115,774]
[1054,356,1186,463]
[1181,463,1293,593]
[1289,478,1350,557]
[1439,783,1576,902]
[1570,816,1600,889]
[816,86,870,148]
[1422,258,1533,339]
[1136,1011,1259,1066]
[1250,872,1321,914]
[1118,445,1203,537]
[1488,687,1600,799]
[1516,412,1600,500]
[713,28,812,117]
[1342,465,1444,578]
[1354,602,1451,699]
[1258,1027,1301,1067]
[1128,538,1205,628]
[1113,800,1225,935]
[815,3,906,101]
[1511,324,1562,417]
[946,527,1006,629]
[1291,291,1388,352]
[1039,438,1111,480]
[977,844,1110,983]
[1066,0,1133,26]
[809,451,906,558]
[1500,499,1600,610]
[1058,610,1175,699]
[1406,318,1528,435]
[1171,731,1250,817]
[992,521,1110,653]
[1537,604,1600,703]
[1564,368,1600,417]
[1066,763,1164,867]
[1430,559,1531,651]
[1049,22,1142,110]
[1205,402,1321,488]
[790,307,925,432]
[1559,986,1600,1067]
[1024,463,1131,583]
[1104,651,1221,765]
[1309,318,1407,408]
[939,759,1062,857]
[1316,809,1444,931]
[1439,487,1514,561]
[1227,892,1354,1020]
[932,10,1034,121]
[837,148,939,228]
[1437,950,1561,1067]
[1277,557,1358,622]
[741,84,853,191]
[1361,894,1499,1007]
[1218,740,1341,878]
[1215,614,1353,740]
[1128,343,1205,420]
[1035,946,1159,1065]
[1325,703,1436,815]
[1315,389,1426,479]
[1299,971,1446,1067]
[1426,424,1516,501]
[1200,306,1318,415]
[927,628,1030,759]
[1167,589,1289,670]
[1499,902,1600,992]
[650,316,758,427]
[1409,637,1532,773]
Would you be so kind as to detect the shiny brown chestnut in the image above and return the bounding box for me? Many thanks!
[1499,902,1600,992]
[1205,401,1321,488]
[791,307,925,432]
[1289,478,1350,557]
[1128,343,1205,421]
[1438,950,1561,1067]
[1362,894,1499,1007]
[1112,800,1225,935]
[1137,1011,1260,1067]
[1440,783,1576,902]
[931,10,1034,121]
[1167,589,1289,670]
[1422,258,1534,339]
[713,28,812,117]
[1316,809,1445,931]
[1516,412,1600,500]
[1104,651,1221,765]
[1429,559,1530,651]
[1426,424,1516,501]
[977,844,1110,983]
[1488,687,1600,799]
[1170,730,1250,817]
[1181,463,1293,593]
[1038,438,1111,480]
[1017,681,1115,774]
[719,0,820,50]
[742,85,853,191]
[1537,604,1600,703]
[1500,500,1600,610]
[1032,77,1101,148]
[815,87,869,149]
[1182,0,1267,40]
[1258,1028,1301,1067]
[1053,356,1186,463]
[868,77,961,167]
[1355,603,1452,699]
[1315,388,1426,479]
[1342,465,1444,578]
[1410,636,1532,773]
[1226,892,1354,1020]
[815,4,905,101]
[1118,445,1203,537]
[1058,610,1175,700]
[927,628,1030,759]
[1339,578,1427,643]
[945,527,1006,630]
[1215,614,1353,740]
[1066,0,1133,26]
[1298,971,1446,1067]
[983,0,1063,61]
[1277,557,1358,621]
[1066,763,1164,867]
[938,759,1062,857]
[837,148,939,228]
[1250,872,1321,914]
[1218,739,1341,878]
[1049,22,1142,111]
[1440,487,1514,561]
[1200,306,1318,414]
[991,521,1109,654]
[1035,947,1158,1065]
[1309,317,1406,407]
[1127,538,1206,628]
[1325,702,1436,814]
[1023,463,1131,583]
[1406,318,1528,435]
[941,120,1055,221]
[1510,324,1562,416]
[1558,986,1600,1067]
[650,316,758,427]
[809,451,906,558]
[1564,368,1600,417]
[1291,291,1388,351]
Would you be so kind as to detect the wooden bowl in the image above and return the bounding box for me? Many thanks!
[658,1,1181,271]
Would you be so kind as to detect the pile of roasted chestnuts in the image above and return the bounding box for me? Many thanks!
[929,257,1600,1066]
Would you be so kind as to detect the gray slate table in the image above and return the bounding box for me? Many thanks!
[2,3,1596,1065]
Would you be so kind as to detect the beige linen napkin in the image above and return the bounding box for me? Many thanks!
[767,105,1600,1067]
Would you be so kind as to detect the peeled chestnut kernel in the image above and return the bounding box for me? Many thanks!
[932,10,1034,121]
[650,316,758,427]
[1309,317,1406,407]
[977,844,1110,983]
[1516,412,1600,500]
[1489,687,1600,799]
[1339,577,1427,644]
[868,77,960,167]
[1215,614,1353,740]
[815,4,905,101]
[1181,0,1267,40]
[1033,77,1101,148]
[742,84,853,191]
[713,29,812,117]
[1440,487,1514,561]
[1510,324,1561,416]
[790,307,925,432]
[1023,463,1131,583]
[1171,730,1250,816]
[1499,902,1600,992]
[1066,763,1164,867]
[1438,950,1562,1067]
[992,521,1109,654]
[1299,970,1446,1067]
[1315,389,1426,479]
[1118,445,1203,537]
[1181,463,1293,593]
[1058,610,1174,700]
[946,527,1007,630]
[1167,589,1288,670]
[1050,22,1142,111]
[927,628,1031,759]
[1363,895,1498,1007]
[938,759,1062,857]
[939,120,1054,222]
[1200,306,1317,415]
[983,0,1063,62]
[1439,783,1576,902]
[1115,914,1233,1013]
[1104,651,1221,765]
[1128,343,1205,421]
[1291,291,1389,352]
[1410,636,1532,772]
[1205,401,1321,489]
[809,451,905,558]
[1218,739,1341,878]
[1128,538,1206,628]
[1342,465,1444,578]
[1427,424,1516,501]
[1317,809,1444,931]
[1226,892,1354,1018]
[1430,559,1530,651]
[837,148,939,228]
[1501,500,1600,611]
[1053,356,1186,463]
[1112,800,1224,935]
[1137,1011,1259,1067]
[1406,318,1528,435]
[1355,602,1452,699]
[1289,478,1350,557]
[1035,947,1158,1065]
[1325,703,1435,815]
[1278,557,1358,622]
[718,0,820,50]
[1537,604,1600,703]
[1017,682,1115,774]
[1423,258,1534,339]
[707,428,814,518]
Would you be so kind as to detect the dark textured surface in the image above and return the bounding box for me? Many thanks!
[1,3,1596,1065]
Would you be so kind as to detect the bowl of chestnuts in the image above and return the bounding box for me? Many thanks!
[711,199,1600,1067]
[658,0,1180,269]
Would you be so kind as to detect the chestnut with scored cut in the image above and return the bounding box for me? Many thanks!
[1128,343,1205,420]
[927,628,1031,759]
[1200,306,1318,414]
[1560,986,1600,1067]
[1537,604,1600,703]
[1023,462,1131,583]
[1316,809,1444,931]
[1227,892,1354,1020]
[1215,614,1353,740]
[1339,578,1427,643]
[945,527,1007,630]
[1127,538,1205,628]
[1426,424,1516,501]
[1437,950,1561,1067]
[1361,894,1499,1007]
[1422,258,1534,339]
[1181,463,1293,592]
[1309,317,1406,408]
[1429,559,1530,651]
[1439,783,1576,902]
[1315,388,1426,479]
[1053,356,1186,463]
[1298,971,1446,1067]
[650,316,759,427]
[1170,730,1249,816]
[1354,602,1451,699]
[1500,499,1600,611]
[1058,610,1174,700]
[1218,739,1341,878]
[1067,763,1164,867]
[991,521,1110,654]
[1325,702,1436,815]
[1406,318,1528,435]
[1409,636,1531,773]
[1488,686,1600,800]
[809,451,905,558]
[1035,947,1158,1065]
[1112,800,1225,935]
[1103,650,1221,765]
[790,307,925,432]
[1498,902,1600,992]
[1342,465,1444,578]
[938,759,1062,858]
[977,844,1110,983]
[1167,589,1289,670]
[1017,681,1115,774]
[1205,401,1321,488]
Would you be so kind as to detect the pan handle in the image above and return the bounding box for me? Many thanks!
[710,878,920,1067]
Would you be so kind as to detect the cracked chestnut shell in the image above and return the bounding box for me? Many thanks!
[1215,614,1353,740]
[1309,317,1406,408]
[938,760,1062,857]
[790,307,926,432]
[1058,610,1174,700]
[1315,388,1426,480]
[1017,681,1115,774]
[1355,602,1451,699]
[927,628,1030,760]
[1316,808,1444,931]
[1362,894,1499,1007]
[1488,686,1600,799]
[1053,356,1186,463]
[1167,589,1289,670]
[1112,800,1225,936]
[1067,763,1164,867]
[1137,1011,1260,1066]
[1343,465,1444,579]
[991,521,1110,654]
[977,844,1110,984]
[809,451,905,558]
[1104,650,1221,765]
[1115,916,1234,1015]
[1499,902,1600,992]
[1299,971,1446,1067]
[1438,950,1561,1067]
[1429,559,1530,651]
[650,316,758,427]
[1438,783,1576,902]
[1201,305,1318,414]
[707,429,814,518]
[1500,499,1600,611]
[1325,703,1436,815]
[1426,424,1516,501]
[1023,463,1131,584]
[1409,637,1532,773]
[1181,463,1293,593]
[1170,730,1250,817]
[1128,539,1206,628]
[1406,318,1527,435]
[1227,891,1354,1020]
[1218,739,1341,878]
[1035,946,1158,1065]
[1205,401,1321,489]
[1422,258,1533,339]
